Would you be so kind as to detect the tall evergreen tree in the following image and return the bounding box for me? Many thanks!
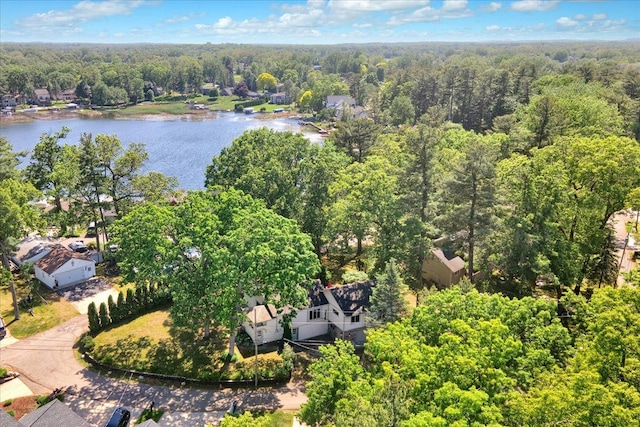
[368,258,408,325]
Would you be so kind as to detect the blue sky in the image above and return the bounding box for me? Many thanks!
[0,0,637,44]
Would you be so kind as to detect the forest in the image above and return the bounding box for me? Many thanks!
[2,41,640,426]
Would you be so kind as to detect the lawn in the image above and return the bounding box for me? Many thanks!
[91,309,287,381]
[0,281,79,339]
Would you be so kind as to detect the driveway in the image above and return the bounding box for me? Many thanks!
[57,277,119,314]
[0,314,307,426]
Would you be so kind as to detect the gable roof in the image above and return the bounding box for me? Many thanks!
[308,279,328,307]
[0,409,24,427]
[19,400,90,427]
[431,248,465,273]
[329,281,374,315]
[34,246,93,274]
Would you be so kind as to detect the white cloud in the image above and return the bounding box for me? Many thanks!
[573,14,587,20]
[442,0,468,11]
[15,0,154,31]
[556,17,578,27]
[593,13,607,20]
[353,22,373,28]
[510,0,559,12]
[327,0,430,12]
[480,2,502,12]
[486,24,502,31]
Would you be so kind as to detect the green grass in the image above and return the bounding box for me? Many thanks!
[113,102,191,115]
[264,411,295,427]
[1,281,79,339]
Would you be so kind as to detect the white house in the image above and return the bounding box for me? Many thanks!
[244,280,374,346]
[34,246,95,289]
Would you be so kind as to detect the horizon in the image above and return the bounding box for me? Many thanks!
[1,0,638,45]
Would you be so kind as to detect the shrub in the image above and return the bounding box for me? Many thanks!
[0,367,8,378]
[79,334,95,353]
[342,270,369,284]
[3,399,12,406]
[87,302,101,333]
[281,343,296,372]
[6,410,14,417]
[222,351,239,363]
[98,302,111,329]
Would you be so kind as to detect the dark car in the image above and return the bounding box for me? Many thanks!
[68,241,88,253]
[0,317,6,340]
[105,407,130,427]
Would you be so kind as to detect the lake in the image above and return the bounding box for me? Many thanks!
[0,113,320,190]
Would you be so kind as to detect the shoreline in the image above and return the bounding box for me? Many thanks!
[0,107,305,126]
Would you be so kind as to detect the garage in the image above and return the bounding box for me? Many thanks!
[34,246,96,289]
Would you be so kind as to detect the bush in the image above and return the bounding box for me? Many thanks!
[222,350,239,363]
[0,367,8,378]
[342,270,369,284]
[6,410,14,417]
[3,399,12,406]
[79,334,95,353]
[87,302,101,333]
[98,302,111,329]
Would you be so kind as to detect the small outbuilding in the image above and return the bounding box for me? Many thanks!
[34,246,95,289]
[421,248,466,288]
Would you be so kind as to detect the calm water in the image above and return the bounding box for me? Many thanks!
[0,113,319,190]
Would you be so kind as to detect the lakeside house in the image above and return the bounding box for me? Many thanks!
[243,280,374,347]
[421,248,466,288]
[34,246,95,289]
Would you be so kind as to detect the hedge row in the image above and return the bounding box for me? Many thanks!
[88,283,171,334]
[233,97,268,112]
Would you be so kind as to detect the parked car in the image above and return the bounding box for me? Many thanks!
[105,407,130,427]
[0,317,6,340]
[68,241,88,253]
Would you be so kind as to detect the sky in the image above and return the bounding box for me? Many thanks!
[0,0,638,44]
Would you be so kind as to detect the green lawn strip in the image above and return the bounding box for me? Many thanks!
[0,282,79,339]
[92,309,286,380]
[264,410,295,427]
[135,408,164,424]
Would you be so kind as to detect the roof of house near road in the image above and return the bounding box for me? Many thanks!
[34,245,93,274]
[19,399,91,427]
[0,408,23,427]
[308,279,329,307]
[432,248,465,273]
[329,281,374,315]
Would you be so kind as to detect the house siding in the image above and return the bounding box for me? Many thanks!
[35,258,95,289]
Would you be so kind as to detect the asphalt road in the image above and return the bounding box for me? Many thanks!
[1,312,307,426]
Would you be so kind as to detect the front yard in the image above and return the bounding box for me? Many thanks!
[89,309,290,382]
[0,281,78,339]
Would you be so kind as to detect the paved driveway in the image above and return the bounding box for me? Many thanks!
[57,277,119,314]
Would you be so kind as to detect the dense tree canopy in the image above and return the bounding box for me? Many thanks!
[111,189,320,354]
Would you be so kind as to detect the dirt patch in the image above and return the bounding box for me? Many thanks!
[2,395,37,419]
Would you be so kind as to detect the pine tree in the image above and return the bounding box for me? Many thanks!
[368,258,408,325]
[98,302,110,329]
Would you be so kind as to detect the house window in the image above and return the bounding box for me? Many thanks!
[309,308,321,321]
[256,321,266,327]
[351,315,360,323]
[333,309,339,317]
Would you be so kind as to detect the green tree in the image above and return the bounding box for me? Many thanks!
[87,301,100,333]
[111,190,320,355]
[368,258,409,325]
[0,137,27,182]
[256,72,277,92]
[441,138,498,283]
[389,95,415,127]
[330,118,381,162]
[0,179,43,320]
[300,340,365,426]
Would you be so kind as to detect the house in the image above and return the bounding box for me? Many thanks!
[244,280,374,346]
[326,95,356,109]
[421,248,466,288]
[201,83,215,95]
[34,246,95,289]
[19,399,90,427]
[1,95,17,109]
[60,89,76,102]
[270,92,290,105]
[221,87,235,97]
[32,89,51,106]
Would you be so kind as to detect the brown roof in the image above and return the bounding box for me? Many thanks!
[431,248,465,273]
[34,246,93,274]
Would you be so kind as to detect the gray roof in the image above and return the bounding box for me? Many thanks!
[0,409,24,427]
[308,279,328,307]
[431,248,465,273]
[19,400,90,427]
[329,281,374,315]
